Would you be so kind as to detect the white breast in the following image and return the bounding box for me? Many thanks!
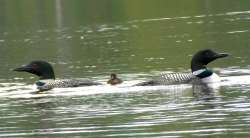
[201,73,221,83]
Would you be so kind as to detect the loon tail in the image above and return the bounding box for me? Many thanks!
[135,72,198,86]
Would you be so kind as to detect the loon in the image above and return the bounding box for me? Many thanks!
[136,49,229,86]
[107,73,123,85]
[14,60,101,91]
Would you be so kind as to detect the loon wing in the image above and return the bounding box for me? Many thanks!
[135,72,198,86]
[36,79,102,91]
[53,79,102,88]
[72,79,102,86]
[157,72,198,84]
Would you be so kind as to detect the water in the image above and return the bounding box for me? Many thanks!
[1,0,250,137]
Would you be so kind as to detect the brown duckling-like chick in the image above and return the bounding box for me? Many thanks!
[107,73,123,85]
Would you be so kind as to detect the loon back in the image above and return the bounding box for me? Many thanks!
[36,79,101,91]
[135,72,198,86]
[159,72,197,84]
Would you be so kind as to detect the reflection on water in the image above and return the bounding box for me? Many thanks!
[1,0,250,137]
[0,72,250,137]
[1,2,250,80]
[1,75,250,137]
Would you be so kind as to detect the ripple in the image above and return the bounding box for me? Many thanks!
[135,10,250,24]
[227,30,249,34]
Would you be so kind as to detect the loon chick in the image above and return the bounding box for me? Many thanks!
[107,73,123,85]
[14,60,101,91]
[136,49,229,86]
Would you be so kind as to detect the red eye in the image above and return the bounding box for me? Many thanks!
[32,64,38,69]
[205,52,209,56]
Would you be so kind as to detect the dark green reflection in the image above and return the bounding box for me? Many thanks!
[0,0,250,81]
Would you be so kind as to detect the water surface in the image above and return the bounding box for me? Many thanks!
[1,0,250,137]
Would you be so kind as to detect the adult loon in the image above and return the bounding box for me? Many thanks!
[107,73,123,85]
[14,60,101,91]
[136,49,229,86]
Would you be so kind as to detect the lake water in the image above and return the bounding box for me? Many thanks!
[1,0,250,137]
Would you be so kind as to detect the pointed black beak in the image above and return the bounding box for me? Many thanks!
[13,65,33,72]
[215,53,229,59]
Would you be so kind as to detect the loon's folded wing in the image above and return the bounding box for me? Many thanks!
[135,72,198,86]
[158,72,197,84]
[36,79,102,91]
[53,79,102,88]
[72,79,102,86]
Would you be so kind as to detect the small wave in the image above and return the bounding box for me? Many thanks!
[130,10,250,24]
[227,30,248,34]
[225,11,250,16]
[0,75,250,99]
[0,81,192,99]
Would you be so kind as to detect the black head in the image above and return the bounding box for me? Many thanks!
[191,49,229,72]
[14,60,55,80]
[110,73,117,79]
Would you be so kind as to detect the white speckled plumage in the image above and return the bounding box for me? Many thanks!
[157,72,197,84]
[36,79,101,91]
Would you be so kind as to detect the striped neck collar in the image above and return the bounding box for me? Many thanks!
[35,80,54,91]
[36,79,54,84]
[192,69,213,79]
[36,81,46,87]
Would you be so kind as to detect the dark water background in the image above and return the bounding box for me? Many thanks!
[1,0,250,137]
